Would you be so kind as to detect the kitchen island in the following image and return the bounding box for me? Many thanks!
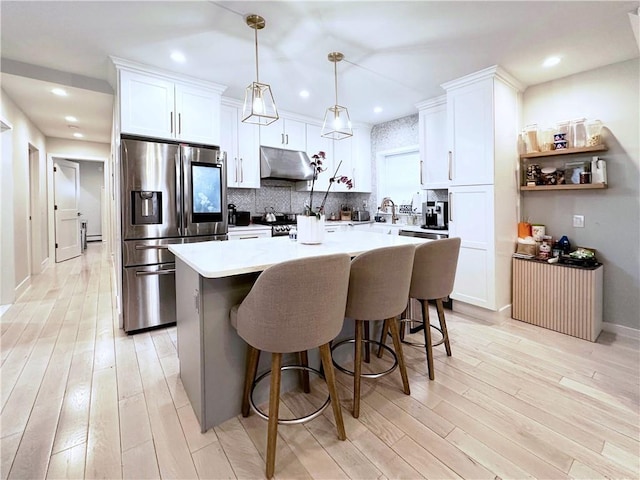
[169,231,427,432]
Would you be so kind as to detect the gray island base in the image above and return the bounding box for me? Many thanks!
[170,231,427,432]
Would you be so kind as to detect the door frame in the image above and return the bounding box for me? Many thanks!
[47,153,110,264]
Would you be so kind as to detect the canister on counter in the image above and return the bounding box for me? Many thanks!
[531,224,546,242]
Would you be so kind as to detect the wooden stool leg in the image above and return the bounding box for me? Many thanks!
[376,319,389,359]
[298,351,311,393]
[242,346,260,417]
[387,317,410,395]
[266,353,282,479]
[364,323,371,363]
[420,300,435,380]
[353,320,363,418]
[436,299,452,356]
[319,343,346,440]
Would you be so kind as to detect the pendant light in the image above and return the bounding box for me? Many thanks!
[321,52,352,140]
[242,14,279,125]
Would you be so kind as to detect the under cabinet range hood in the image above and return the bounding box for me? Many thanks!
[260,146,314,181]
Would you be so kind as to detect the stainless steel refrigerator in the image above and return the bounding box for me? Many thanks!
[120,136,227,333]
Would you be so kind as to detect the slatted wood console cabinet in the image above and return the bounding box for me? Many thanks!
[512,258,603,342]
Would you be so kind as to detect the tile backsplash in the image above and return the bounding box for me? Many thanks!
[228,179,350,217]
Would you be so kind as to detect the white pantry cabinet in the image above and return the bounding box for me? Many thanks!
[417,96,449,189]
[119,68,225,146]
[440,65,522,311]
[220,102,260,188]
[260,116,306,151]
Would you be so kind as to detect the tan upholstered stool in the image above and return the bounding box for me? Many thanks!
[332,244,415,418]
[380,237,461,380]
[230,254,350,479]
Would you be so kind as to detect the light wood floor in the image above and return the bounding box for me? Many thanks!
[1,243,639,479]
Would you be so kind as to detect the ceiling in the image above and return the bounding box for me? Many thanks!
[1,1,638,144]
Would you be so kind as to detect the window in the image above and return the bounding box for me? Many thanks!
[376,146,421,208]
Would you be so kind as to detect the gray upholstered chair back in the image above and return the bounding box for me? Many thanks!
[345,244,416,320]
[233,254,351,353]
[410,237,461,301]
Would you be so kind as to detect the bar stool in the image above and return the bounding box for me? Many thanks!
[230,254,351,479]
[380,237,461,380]
[332,244,416,418]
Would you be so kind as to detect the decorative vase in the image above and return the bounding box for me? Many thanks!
[296,214,325,244]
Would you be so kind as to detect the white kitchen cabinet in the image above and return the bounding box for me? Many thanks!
[417,96,449,189]
[439,65,522,311]
[260,116,306,151]
[227,227,271,240]
[351,223,397,235]
[119,68,224,145]
[220,103,260,189]
[296,123,333,193]
[332,126,372,193]
[324,223,347,234]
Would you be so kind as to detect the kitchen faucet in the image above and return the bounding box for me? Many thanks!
[381,197,398,224]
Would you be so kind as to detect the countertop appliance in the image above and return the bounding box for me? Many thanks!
[352,210,370,222]
[251,214,296,237]
[120,136,227,333]
[423,201,448,230]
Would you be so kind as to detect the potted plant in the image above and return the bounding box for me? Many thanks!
[297,151,353,244]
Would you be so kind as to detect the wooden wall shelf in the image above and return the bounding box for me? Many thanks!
[520,145,607,159]
[521,183,608,191]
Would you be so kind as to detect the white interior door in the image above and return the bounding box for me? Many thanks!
[54,159,81,262]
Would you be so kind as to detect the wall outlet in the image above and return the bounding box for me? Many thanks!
[573,215,585,228]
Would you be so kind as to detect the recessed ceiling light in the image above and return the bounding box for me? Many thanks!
[171,51,186,63]
[51,88,67,96]
[543,56,561,68]
[299,90,310,98]
[73,132,84,138]
[67,124,79,130]
[374,106,383,113]
[65,115,78,122]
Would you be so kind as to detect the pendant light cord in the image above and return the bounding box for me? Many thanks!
[254,26,260,83]
[334,59,338,106]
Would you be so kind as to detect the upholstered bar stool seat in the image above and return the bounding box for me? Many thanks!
[331,244,416,418]
[381,237,461,380]
[230,254,351,479]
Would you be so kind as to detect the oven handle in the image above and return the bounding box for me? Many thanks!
[135,268,175,277]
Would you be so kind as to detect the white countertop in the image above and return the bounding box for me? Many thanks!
[169,231,428,278]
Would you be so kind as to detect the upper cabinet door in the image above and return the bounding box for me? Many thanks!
[220,104,239,187]
[447,79,494,186]
[419,100,449,189]
[175,84,221,145]
[236,117,260,188]
[259,117,306,151]
[120,70,175,139]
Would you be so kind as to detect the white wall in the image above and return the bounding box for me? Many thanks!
[522,59,640,331]
[1,89,47,301]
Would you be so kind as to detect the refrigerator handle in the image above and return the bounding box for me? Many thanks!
[176,150,183,236]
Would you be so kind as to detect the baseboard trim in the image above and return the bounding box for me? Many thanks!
[15,276,31,301]
[452,301,511,324]
[602,322,640,340]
